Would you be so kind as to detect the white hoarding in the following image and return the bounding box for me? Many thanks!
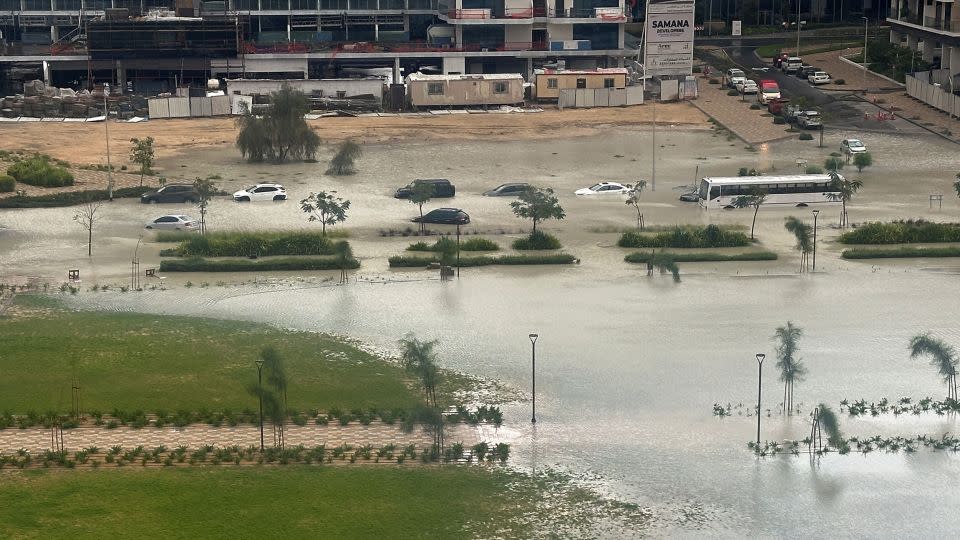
[644,0,695,77]
[732,20,742,36]
[647,12,695,43]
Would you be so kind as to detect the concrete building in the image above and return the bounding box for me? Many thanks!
[888,0,960,77]
[0,0,634,94]
[405,72,523,106]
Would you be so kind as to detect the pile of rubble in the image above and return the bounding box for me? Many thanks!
[1,80,149,119]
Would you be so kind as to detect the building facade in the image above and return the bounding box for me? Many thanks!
[888,0,960,79]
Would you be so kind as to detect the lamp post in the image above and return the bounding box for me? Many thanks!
[529,333,538,423]
[795,0,801,56]
[755,353,766,445]
[811,209,820,271]
[103,83,114,201]
[456,223,461,278]
[255,358,265,452]
[862,17,869,92]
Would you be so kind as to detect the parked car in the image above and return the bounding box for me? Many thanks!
[795,64,816,78]
[782,57,803,73]
[726,68,746,88]
[140,183,198,204]
[144,215,198,231]
[841,138,867,154]
[766,97,791,115]
[575,182,632,196]
[737,80,759,94]
[797,111,822,128]
[394,178,456,199]
[679,191,700,202]
[808,71,831,85]
[233,183,287,202]
[758,80,781,104]
[773,52,790,68]
[413,208,470,225]
[783,104,803,123]
[483,183,530,197]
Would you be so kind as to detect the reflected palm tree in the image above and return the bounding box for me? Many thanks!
[909,334,958,400]
[774,322,805,414]
[784,217,812,272]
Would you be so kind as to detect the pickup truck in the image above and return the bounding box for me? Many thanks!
[758,80,781,104]
[808,71,831,85]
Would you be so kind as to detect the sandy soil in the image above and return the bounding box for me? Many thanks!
[0,103,708,167]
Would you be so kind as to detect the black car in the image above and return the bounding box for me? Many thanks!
[413,208,470,225]
[394,179,456,199]
[483,183,531,197]
[140,184,198,204]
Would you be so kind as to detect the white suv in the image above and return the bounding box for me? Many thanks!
[233,183,287,202]
[726,68,746,88]
[840,139,866,155]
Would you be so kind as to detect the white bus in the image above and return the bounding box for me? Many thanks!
[697,174,843,209]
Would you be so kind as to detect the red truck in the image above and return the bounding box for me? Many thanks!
[758,79,781,104]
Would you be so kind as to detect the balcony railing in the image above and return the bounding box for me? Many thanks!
[240,39,549,54]
[923,16,960,33]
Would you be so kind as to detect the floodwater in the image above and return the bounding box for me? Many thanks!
[4,128,960,536]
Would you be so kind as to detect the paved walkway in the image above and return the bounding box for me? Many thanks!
[691,75,795,145]
[0,421,485,454]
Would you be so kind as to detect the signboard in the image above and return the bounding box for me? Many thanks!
[644,0,695,77]
[732,20,742,36]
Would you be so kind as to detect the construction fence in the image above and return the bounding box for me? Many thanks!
[147,95,252,119]
[906,71,960,119]
[558,86,644,108]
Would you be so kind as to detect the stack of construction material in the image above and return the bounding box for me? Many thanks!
[6,80,151,118]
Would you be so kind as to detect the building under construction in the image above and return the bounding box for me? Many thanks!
[0,0,637,94]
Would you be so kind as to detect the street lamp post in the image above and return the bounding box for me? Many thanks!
[812,209,820,271]
[755,353,766,445]
[795,0,801,56]
[103,83,114,201]
[255,358,265,452]
[862,17,869,92]
[456,223,461,278]
[529,333,538,423]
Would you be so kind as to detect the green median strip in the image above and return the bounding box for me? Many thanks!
[841,246,960,259]
[624,251,777,263]
[389,254,577,268]
[159,256,359,272]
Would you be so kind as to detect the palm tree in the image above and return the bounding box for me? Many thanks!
[908,334,958,400]
[247,346,289,449]
[784,216,812,272]
[647,252,680,282]
[334,240,353,284]
[399,336,444,455]
[625,180,648,230]
[816,404,844,450]
[732,187,767,240]
[774,322,806,414]
[825,172,863,228]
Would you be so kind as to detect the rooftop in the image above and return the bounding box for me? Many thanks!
[406,73,524,81]
[535,68,629,75]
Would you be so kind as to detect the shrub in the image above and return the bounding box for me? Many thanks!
[168,231,339,257]
[834,79,845,85]
[625,251,777,263]
[460,237,499,251]
[512,231,561,250]
[773,116,786,124]
[159,256,360,272]
[798,133,813,140]
[749,103,762,110]
[842,246,960,259]
[805,165,824,174]
[406,237,499,252]
[618,225,750,249]
[838,220,960,244]
[824,157,844,171]
[0,174,14,192]
[388,254,576,267]
[6,155,74,187]
[0,186,150,208]
[727,89,740,96]
[708,77,720,84]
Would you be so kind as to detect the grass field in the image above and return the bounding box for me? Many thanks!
[0,299,429,414]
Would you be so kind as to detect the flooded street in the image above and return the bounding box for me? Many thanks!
[4,126,960,536]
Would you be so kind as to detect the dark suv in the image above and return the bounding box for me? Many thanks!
[140,184,198,204]
[413,208,470,225]
[394,179,455,199]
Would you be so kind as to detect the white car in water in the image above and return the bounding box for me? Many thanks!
[575,182,632,196]
[144,215,198,231]
[808,71,831,85]
[841,138,867,155]
[233,183,287,202]
[737,80,759,94]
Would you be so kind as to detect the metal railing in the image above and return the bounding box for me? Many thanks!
[241,39,549,54]
[923,16,960,33]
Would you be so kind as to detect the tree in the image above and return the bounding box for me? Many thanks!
[334,240,353,284]
[72,198,103,257]
[773,322,806,415]
[625,180,648,230]
[193,176,217,235]
[510,187,565,234]
[399,336,444,455]
[908,334,958,400]
[326,140,362,176]
[647,252,680,282]
[784,216,812,272]
[408,182,434,235]
[236,85,320,163]
[824,156,844,172]
[732,187,767,240]
[300,191,350,235]
[853,152,873,173]
[826,172,863,228]
[953,172,960,199]
[129,136,155,187]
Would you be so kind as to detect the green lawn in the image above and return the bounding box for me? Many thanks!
[0,302,425,414]
[0,467,535,539]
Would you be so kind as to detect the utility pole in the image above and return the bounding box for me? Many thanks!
[103,83,114,201]
[862,17,869,91]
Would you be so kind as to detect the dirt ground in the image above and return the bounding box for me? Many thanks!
[0,103,708,167]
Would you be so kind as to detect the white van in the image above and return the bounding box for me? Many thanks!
[783,57,803,73]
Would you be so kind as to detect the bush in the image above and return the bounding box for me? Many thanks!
[405,237,499,252]
[6,155,74,187]
[168,231,338,257]
[838,220,960,244]
[0,186,150,208]
[159,256,359,272]
[0,174,14,192]
[842,246,960,259]
[625,251,777,263]
[834,79,845,85]
[388,253,576,268]
[460,237,499,251]
[749,103,762,110]
[805,165,824,174]
[798,133,813,140]
[824,157,845,171]
[727,89,740,96]
[618,225,750,249]
[773,116,786,124]
[708,78,720,84]
[512,231,562,250]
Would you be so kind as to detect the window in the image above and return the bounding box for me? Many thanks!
[603,78,615,88]
[336,91,346,98]
[493,82,508,94]
[576,78,587,89]
[547,78,558,89]
[427,82,444,96]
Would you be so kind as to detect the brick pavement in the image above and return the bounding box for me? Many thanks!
[691,76,795,145]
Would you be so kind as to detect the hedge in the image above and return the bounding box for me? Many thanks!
[0,174,14,193]
[159,257,359,272]
[167,232,340,257]
[407,237,500,252]
[838,220,960,245]
[0,186,151,208]
[7,155,74,187]
[624,251,778,263]
[841,247,960,259]
[389,254,577,267]
[618,225,750,249]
